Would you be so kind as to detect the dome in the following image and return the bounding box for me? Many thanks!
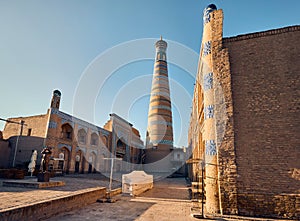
[203,4,217,24]
[53,89,61,97]
[204,4,217,12]
[155,36,167,49]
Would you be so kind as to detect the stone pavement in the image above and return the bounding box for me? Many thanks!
[45,177,285,221]
[1,175,286,221]
[0,174,120,213]
[47,177,200,221]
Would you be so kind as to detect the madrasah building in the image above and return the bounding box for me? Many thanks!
[1,90,144,174]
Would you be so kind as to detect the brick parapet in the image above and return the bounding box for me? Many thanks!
[223,25,300,43]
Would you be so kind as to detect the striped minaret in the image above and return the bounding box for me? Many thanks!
[145,37,173,170]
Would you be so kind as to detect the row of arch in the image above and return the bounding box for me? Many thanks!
[55,147,104,174]
[51,140,141,174]
[61,123,108,146]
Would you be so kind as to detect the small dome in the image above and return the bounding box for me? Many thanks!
[53,89,61,97]
[205,4,217,12]
[203,4,217,24]
[155,36,167,49]
[204,4,217,16]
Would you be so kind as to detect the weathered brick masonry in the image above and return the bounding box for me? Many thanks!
[223,25,300,219]
[188,4,300,219]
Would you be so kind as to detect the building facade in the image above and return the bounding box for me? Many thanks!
[2,90,144,174]
[188,4,300,219]
[144,37,174,173]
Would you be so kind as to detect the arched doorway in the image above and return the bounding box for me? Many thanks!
[61,123,73,140]
[100,135,109,172]
[116,139,126,158]
[90,133,99,146]
[77,128,87,144]
[75,150,82,173]
[88,152,97,173]
[116,139,126,172]
[101,135,108,148]
[59,147,70,174]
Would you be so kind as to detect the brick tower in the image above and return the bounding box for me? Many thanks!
[50,89,61,110]
[201,4,220,214]
[144,37,174,173]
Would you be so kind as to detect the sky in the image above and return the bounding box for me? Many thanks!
[0,0,299,147]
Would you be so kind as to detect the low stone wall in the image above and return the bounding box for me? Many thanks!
[2,180,65,189]
[107,188,122,197]
[0,169,25,179]
[273,194,300,219]
[0,187,106,221]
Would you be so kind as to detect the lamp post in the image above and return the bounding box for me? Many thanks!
[200,161,205,218]
[102,157,121,202]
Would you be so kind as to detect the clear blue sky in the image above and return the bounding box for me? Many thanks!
[0,0,299,147]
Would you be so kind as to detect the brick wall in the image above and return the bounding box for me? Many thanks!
[223,26,300,219]
[211,10,239,215]
[8,136,45,168]
[2,113,49,139]
[2,113,49,168]
[0,139,10,168]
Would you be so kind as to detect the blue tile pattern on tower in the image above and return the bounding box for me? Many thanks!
[204,72,213,90]
[203,41,211,57]
[205,140,217,155]
[205,105,214,119]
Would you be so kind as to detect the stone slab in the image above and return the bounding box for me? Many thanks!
[2,180,65,189]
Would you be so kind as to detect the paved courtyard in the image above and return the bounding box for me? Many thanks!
[46,176,199,221]
[0,174,286,221]
[0,174,120,213]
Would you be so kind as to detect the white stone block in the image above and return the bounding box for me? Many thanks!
[122,170,153,196]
